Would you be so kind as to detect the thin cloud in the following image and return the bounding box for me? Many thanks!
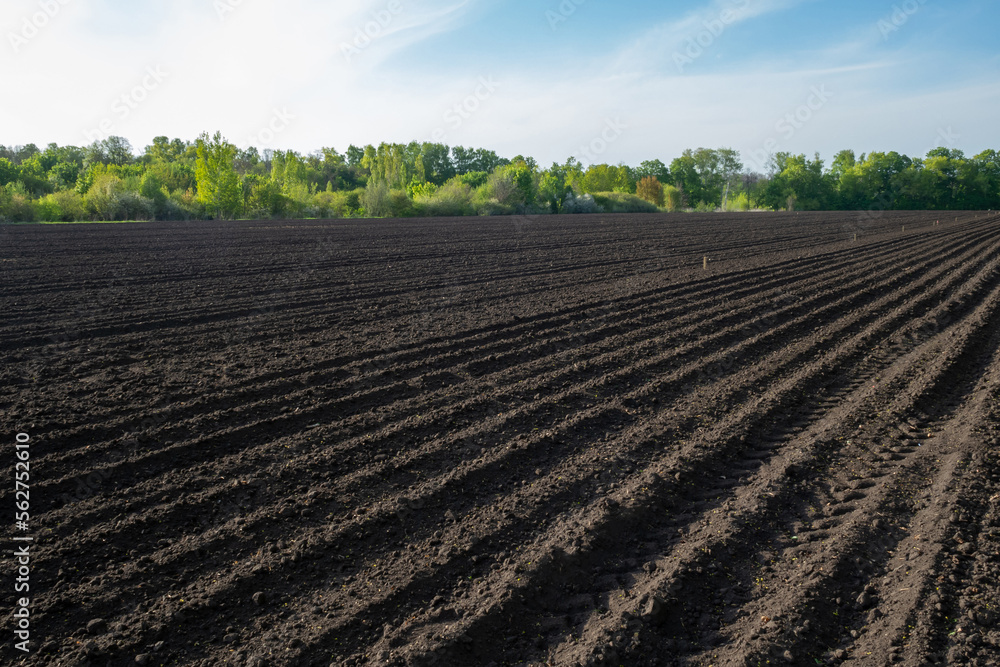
[612,0,808,74]
[329,0,476,78]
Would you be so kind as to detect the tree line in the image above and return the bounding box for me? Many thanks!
[0,133,997,223]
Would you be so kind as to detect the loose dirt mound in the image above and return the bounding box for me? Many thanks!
[2,212,999,666]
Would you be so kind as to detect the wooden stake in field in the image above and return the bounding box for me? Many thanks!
[703,256,708,270]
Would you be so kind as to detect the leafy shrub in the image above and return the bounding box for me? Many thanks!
[477,163,535,211]
[362,179,391,217]
[139,172,170,219]
[636,176,664,207]
[537,170,571,213]
[475,198,515,216]
[388,189,417,217]
[243,174,286,218]
[0,188,36,222]
[561,192,598,214]
[36,190,86,221]
[414,179,473,217]
[117,191,155,220]
[407,180,437,199]
[168,188,202,220]
[319,188,364,218]
[663,185,682,212]
[312,191,339,218]
[591,192,659,213]
[722,192,752,211]
[85,174,122,220]
[481,170,522,208]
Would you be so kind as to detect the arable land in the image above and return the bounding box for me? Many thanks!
[2,211,999,666]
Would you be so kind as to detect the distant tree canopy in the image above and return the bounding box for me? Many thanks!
[1,134,997,222]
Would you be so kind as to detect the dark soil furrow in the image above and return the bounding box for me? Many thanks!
[27,219,993,524]
[27,220,996,580]
[3,213,998,667]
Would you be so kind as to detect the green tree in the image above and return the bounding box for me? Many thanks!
[242,173,285,217]
[829,149,856,180]
[85,173,125,220]
[346,145,364,168]
[452,146,475,174]
[420,143,455,184]
[716,148,742,209]
[537,163,572,212]
[856,151,912,208]
[195,131,241,219]
[97,136,134,166]
[144,137,192,164]
[970,150,1000,209]
[140,171,169,218]
[0,158,19,187]
[636,159,670,183]
[15,144,40,164]
[669,152,701,207]
[762,153,832,210]
[670,147,740,208]
[579,164,633,194]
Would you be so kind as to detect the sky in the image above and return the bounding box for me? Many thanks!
[2,0,998,171]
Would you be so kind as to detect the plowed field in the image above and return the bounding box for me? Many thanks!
[2,211,1000,667]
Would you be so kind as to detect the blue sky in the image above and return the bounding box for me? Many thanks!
[2,0,998,170]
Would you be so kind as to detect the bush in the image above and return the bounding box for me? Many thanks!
[407,180,437,199]
[475,198,515,216]
[312,191,339,218]
[663,185,682,212]
[482,170,522,208]
[158,195,191,221]
[478,163,535,212]
[591,192,659,213]
[315,188,365,218]
[87,177,155,220]
[414,179,473,217]
[561,192,598,214]
[117,191,155,220]
[242,175,286,218]
[362,179,391,217]
[168,188,202,220]
[722,192,752,212]
[338,188,365,217]
[36,191,87,221]
[140,172,169,219]
[1,191,36,222]
[388,189,416,217]
[85,174,123,220]
[636,176,664,207]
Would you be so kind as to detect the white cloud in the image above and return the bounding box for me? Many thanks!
[0,0,477,151]
[0,0,995,167]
